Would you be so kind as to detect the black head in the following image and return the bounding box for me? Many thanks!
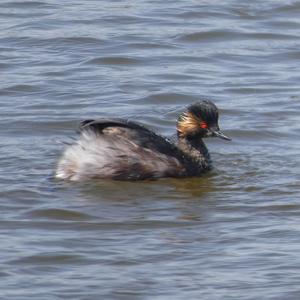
[177,100,230,140]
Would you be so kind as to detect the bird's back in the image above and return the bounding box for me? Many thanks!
[55,119,186,181]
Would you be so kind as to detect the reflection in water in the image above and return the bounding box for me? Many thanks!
[76,174,216,203]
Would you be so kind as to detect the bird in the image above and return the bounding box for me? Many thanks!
[55,100,230,181]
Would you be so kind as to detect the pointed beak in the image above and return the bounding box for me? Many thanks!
[213,130,231,141]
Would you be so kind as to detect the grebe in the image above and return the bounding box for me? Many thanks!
[55,100,230,181]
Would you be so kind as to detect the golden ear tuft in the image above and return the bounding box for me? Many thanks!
[177,112,201,137]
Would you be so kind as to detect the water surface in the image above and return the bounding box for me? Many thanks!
[1,1,300,299]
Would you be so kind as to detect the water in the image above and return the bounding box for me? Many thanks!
[1,0,300,299]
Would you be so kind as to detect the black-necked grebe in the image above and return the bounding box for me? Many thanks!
[55,100,230,181]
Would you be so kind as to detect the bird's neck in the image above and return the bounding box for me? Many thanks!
[177,136,211,170]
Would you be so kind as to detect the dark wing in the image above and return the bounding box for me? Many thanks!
[79,118,183,158]
[79,118,151,134]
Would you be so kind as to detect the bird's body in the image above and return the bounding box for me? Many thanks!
[55,101,230,181]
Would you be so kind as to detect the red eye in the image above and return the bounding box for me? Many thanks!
[200,122,208,129]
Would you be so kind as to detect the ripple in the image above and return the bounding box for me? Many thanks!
[10,253,88,265]
[0,271,10,278]
[25,208,93,221]
[0,1,54,9]
[127,42,176,50]
[223,86,299,95]
[272,2,300,14]
[134,93,197,105]
[177,30,242,42]
[176,10,232,19]
[0,189,48,205]
[51,37,107,46]
[86,56,143,66]
[0,63,13,70]
[2,36,108,48]
[0,84,42,95]
[0,220,191,231]
[227,129,279,140]
[177,30,298,43]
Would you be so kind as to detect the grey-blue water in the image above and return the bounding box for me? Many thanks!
[1,1,300,299]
